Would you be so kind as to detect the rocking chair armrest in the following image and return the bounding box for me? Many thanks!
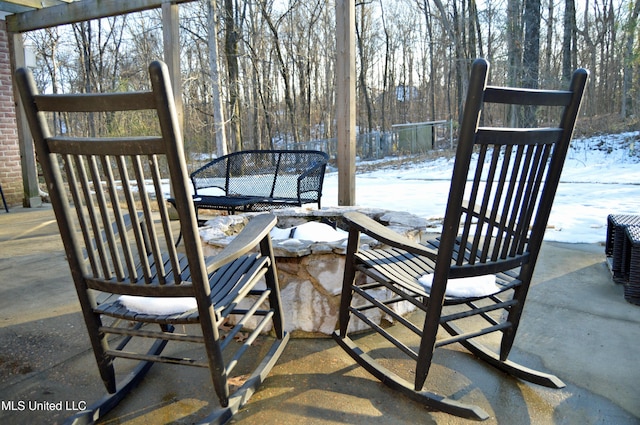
[205,213,277,273]
[343,211,437,259]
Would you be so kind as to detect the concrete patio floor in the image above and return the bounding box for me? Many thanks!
[0,205,639,424]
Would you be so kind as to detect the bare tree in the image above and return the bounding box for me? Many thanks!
[522,0,541,125]
[356,1,374,134]
[258,0,299,145]
[25,0,640,157]
[208,0,228,156]
[623,0,640,117]
[223,0,245,151]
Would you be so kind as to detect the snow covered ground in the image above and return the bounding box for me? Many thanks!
[321,131,640,244]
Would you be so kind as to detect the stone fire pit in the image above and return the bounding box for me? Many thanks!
[199,207,429,337]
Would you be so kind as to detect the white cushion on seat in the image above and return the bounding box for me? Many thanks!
[417,274,500,298]
[118,295,197,315]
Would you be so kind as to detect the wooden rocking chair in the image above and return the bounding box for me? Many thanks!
[333,58,588,420]
[15,61,289,424]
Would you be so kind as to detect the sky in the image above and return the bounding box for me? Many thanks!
[319,131,640,244]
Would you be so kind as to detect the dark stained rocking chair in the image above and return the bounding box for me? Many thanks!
[15,61,289,425]
[333,58,588,420]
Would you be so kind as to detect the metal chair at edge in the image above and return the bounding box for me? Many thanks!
[16,61,289,425]
[333,58,588,420]
[0,184,8,212]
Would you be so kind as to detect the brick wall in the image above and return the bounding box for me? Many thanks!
[0,19,23,207]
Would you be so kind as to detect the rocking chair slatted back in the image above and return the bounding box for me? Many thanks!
[21,79,193,295]
[444,65,587,278]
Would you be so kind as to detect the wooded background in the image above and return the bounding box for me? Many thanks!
[24,0,638,159]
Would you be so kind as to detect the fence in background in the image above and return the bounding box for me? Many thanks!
[279,120,453,161]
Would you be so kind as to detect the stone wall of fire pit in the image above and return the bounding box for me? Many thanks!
[199,207,429,337]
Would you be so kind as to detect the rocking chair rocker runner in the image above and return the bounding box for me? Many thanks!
[333,58,588,420]
[16,61,289,424]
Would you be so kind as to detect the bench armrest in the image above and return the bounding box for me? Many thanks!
[297,160,327,195]
[190,156,228,195]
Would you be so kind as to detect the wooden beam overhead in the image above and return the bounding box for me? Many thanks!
[6,0,194,33]
[1,0,69,11]
[0,1,33,14]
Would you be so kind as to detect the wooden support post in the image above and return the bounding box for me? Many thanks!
[10,32,41,208]
[162,1,183,133]
[162,1,183,219]
[335,0,356,206]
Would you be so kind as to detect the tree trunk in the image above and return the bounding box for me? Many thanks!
[522,0,541,125]
[381,0,391,130]
[522,0,540,89]
[223,0,243,151]
[562,0,576,81]
[356,5,373,134]
[506,0,522,125]
[259,1,299,145]
[208,0,228,156]
[623,1,640,117]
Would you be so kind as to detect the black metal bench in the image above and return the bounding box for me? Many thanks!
[189,150,329,215]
